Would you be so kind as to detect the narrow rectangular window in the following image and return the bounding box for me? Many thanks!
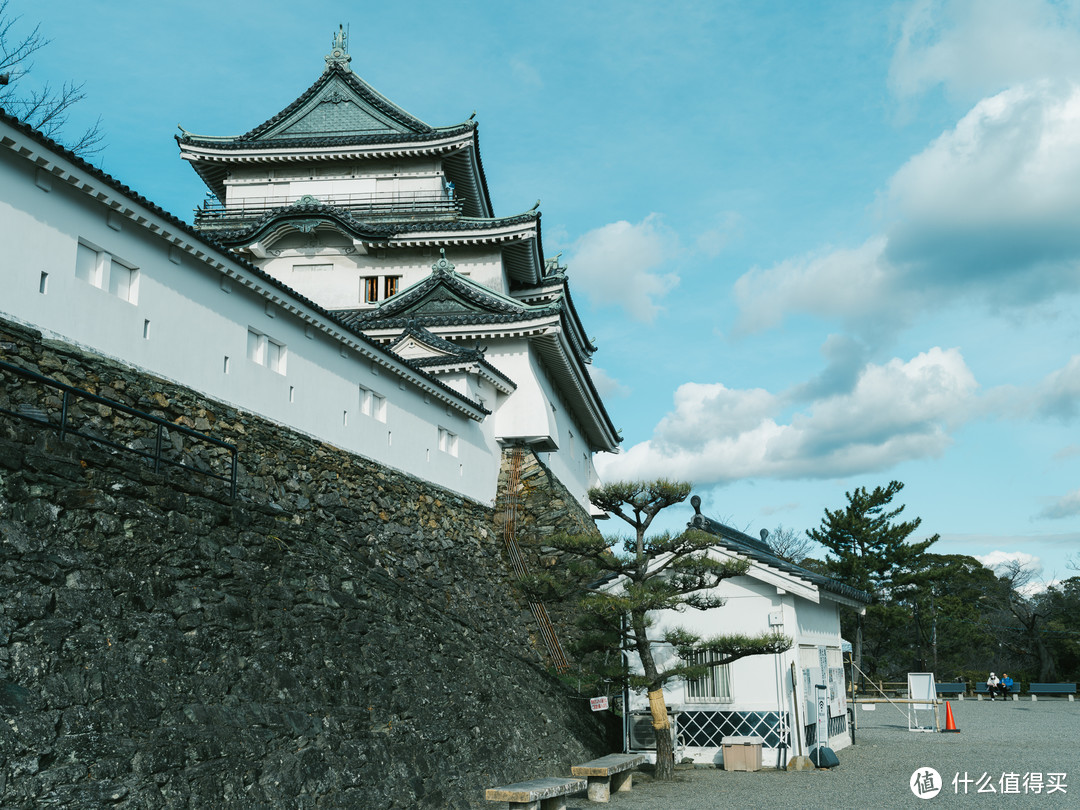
[266,338,287,374]
[384,276,399,298]
[75,242,105,289]
[438,427,458,457]
[684,650,733,703]
[343,410,348,427]
[223,355,231,374]
[372,392,386,422]
[247,329,266,365]
[109,259,139,304]
[143,319,151,339]
[363,277,379,303]
[289,386,295,403]
[359,386,373,416]
[39,272,48,294]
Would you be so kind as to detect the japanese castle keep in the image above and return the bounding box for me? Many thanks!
[0,27,620,808]
[177,27,620,510]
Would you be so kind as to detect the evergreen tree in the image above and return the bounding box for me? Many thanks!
[531,480,790,781]
[807,481,938,674]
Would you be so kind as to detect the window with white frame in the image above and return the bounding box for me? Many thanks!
[247,328,287,374]
[359,386,387,422]
[438,427,458,457]
[75,241,139,303]
[684,650,733,703]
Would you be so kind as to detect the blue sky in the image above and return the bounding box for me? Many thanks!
[8,0,1080,585]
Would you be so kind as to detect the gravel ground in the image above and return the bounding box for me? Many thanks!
[555,699,1078,808]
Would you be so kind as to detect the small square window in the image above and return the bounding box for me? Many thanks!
[384,276,400,298]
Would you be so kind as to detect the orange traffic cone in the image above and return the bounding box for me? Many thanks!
[942,700,960,733]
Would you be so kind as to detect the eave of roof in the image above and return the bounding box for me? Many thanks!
[207,203,537,251]
[688,511,873,605]
[0,107,489,422]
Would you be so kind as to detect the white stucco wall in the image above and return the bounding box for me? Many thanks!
[0,133,500,504]
[618,553,854,767]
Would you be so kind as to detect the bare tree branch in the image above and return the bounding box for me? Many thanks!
[0,1,103,155]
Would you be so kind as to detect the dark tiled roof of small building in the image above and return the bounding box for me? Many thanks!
[688,497,872,605]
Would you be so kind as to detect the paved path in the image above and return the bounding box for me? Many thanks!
[554,699,1078,808]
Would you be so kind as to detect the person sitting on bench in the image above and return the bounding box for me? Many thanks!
[1001,673,1014,697]
[987,672,1002,700]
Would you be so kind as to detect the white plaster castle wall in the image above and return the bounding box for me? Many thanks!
[256,245,508,313]
[0,134,500,504]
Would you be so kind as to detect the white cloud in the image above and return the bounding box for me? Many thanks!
[732,237,897,336]
[1035,355,1080,420]
[975,549,1042,571]
[568,215,678,323]
[598,347,977,485]
[588,365,630,399]
[1037,488,1080,519]
[732,82,1080,337]
[890,0,1080,101]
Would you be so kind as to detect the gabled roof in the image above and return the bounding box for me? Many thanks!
[389,324,516,394]
[178,58,493,217]
[343,250,562,330]
[687,496,872,606]
[342,251,619,452]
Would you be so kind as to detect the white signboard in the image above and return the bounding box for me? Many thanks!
[590,696,609,712]
[815,684,829,748]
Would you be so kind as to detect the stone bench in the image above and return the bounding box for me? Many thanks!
[571,753,646,802]
[1029,683,1076,701]
[485,776,587,809]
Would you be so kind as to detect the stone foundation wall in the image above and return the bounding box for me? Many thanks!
[0,318,611,808]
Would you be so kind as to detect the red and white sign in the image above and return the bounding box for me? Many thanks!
[590,696,609,712]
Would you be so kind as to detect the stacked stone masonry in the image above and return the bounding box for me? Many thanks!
[0,317,610,808]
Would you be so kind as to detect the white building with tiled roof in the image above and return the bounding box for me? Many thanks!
[0,27,619,510]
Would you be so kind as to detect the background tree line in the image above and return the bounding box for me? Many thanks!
[780,480,1080,686]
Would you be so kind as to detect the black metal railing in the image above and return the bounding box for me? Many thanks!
[0,358,238,499]
[193,190,464,227]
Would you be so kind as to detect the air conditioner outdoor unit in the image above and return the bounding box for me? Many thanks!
[628,713,677,751]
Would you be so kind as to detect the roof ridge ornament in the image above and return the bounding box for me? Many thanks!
[431,248,456,276]
[325,24,352,71]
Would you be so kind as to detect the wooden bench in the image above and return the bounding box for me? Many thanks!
[485,777,587,809]
[571,753,646,802]
[1028,683,1076,701]
[936,683,967,699]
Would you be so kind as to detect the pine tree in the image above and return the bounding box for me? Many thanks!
[807,481,938,674]
[532,480,790,780]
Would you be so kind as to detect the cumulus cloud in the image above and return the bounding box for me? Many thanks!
[597,347,977,484]
[732,82,1080,337]
[1037,488,1080,519]
[568,215,678,323]
[890,0,1080,101]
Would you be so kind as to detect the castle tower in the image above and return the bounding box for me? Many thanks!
[178,28,618,507]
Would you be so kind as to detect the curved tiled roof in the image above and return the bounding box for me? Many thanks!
[687,503,872,605]
[178,126,475,151]
[209,203,537,248]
